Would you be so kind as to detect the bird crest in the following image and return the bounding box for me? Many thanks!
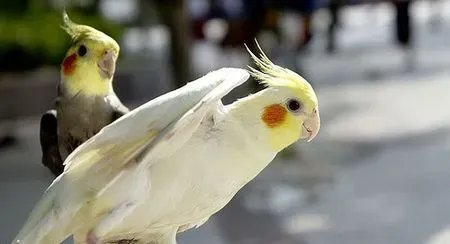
[61,11,119,53]
[245,41,316,104]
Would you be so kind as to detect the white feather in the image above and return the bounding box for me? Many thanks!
[12,67,250,244]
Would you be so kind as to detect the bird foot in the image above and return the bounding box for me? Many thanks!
[86,230,100,244]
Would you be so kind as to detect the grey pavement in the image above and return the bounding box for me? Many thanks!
[2,1,450,244]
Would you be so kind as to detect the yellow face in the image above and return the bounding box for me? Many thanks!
[60,12,120,97]
[260,85,320,152]
[246,42,320,152]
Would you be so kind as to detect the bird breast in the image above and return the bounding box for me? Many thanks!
[58,95,113,137]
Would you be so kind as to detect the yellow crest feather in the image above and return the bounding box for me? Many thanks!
[61,11,120,53]
[245,40,312,92]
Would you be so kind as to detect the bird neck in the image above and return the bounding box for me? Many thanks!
[61,71,113,97]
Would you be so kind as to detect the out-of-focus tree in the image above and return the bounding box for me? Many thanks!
[0,0,122,72]
[150,0,192,88]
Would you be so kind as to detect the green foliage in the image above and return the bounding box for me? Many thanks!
[0,5,123,72]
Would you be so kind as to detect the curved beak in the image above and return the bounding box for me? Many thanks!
[97,49,116,79]
[301,107,320,142]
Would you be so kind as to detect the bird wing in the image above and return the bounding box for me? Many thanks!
[63,67,249,176]
[39,109,64,176]
[12,68,249,244]
[87,67,249,239]
[131,67,251,168]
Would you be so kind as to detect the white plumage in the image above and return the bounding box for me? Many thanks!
[13,50,320,244]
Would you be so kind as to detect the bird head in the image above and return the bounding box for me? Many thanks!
[60,11,120,96]
[245,43,320,152]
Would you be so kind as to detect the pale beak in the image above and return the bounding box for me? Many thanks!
[301,107,320,142]
[98,49,116,79]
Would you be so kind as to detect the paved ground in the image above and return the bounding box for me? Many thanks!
[2,1,450,244]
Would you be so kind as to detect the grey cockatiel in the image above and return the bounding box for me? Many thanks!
[40,12,128,175]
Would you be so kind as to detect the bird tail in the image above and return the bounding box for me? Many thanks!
[12,178,72,244]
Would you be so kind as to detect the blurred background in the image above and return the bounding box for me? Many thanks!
[1,0,450,243]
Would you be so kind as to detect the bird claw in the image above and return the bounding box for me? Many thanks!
[86,230,100,244]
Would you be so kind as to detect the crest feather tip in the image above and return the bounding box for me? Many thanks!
[61,11,75,36]
[62,10,72,27]
[244,40,309,90]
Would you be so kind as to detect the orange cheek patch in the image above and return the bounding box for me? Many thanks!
[262,104,287,128]
[62,53,77,75]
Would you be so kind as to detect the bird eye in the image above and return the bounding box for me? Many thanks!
[78,45,87,57]
[286,99,302,113]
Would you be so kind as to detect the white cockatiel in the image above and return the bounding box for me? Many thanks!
[12,44,320,244]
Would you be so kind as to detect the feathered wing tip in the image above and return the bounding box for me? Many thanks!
[11,184,67,244]
[244,39,308,89]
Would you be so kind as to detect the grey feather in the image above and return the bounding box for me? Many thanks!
[40,85,129,176]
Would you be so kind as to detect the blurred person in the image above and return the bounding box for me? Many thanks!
[188,0,229,41]
[326,0,345,53]
[153,0,192,87]
[188,0,211,40]
[219,0,270,92]
[296,0,316,50]
[393,0,413,47]
[391,0,415,70]
[270,0,316,51]
[220,0,268,49]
